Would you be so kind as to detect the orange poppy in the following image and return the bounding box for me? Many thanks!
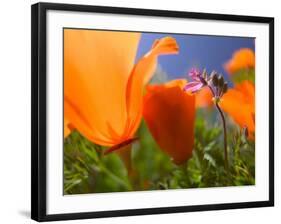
[224,48,255,75]
[143,79,195,164]
[64,29,179,150]
[220,80,255,138]
[195,87,213,108]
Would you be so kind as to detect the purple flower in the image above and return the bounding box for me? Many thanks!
[183,81,204,93]
[189,68,201,81]
[183,68,207,93]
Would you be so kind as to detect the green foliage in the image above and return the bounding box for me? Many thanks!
[64,110,255,194]
[64,132,131,194]
[231,68,255,84]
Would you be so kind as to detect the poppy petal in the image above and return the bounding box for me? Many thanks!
[195,87,213,108]
[125,37,179,135]
[64,29,141,145]
[64,117,72,138]
[220,81,255,136]
[64,97,115,146]
[224,48,255,75]
[143,79,195,164]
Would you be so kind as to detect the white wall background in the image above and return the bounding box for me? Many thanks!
[0,0,279,223]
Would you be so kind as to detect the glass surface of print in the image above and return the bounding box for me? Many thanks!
[63,29,255,194]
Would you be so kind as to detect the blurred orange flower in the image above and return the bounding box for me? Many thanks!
[143,79,195,164]
[195,87,213,108]
[224,48,255,75]
[220,80,255,138]
[64,29,178,150]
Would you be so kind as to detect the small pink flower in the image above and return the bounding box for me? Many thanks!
[183,68,207,93]
[183,81,204,93]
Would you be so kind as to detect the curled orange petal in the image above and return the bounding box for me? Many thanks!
[224,48,255,75]
[64,29,179,150]
[143,79,195,165]
[220,80,255,138]
[125,36,179,138]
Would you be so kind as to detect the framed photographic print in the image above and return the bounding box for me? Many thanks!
[31,2,274,222]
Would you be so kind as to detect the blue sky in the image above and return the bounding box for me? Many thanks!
[136,33,255,84]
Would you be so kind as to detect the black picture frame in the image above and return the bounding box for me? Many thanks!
[31,2,274,222]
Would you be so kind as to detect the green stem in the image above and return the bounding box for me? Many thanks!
[215,102,229,172]
[100,165,132,190]
[96,148,132,191]
[206,85,229,172]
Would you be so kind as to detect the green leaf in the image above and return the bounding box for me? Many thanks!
[203,153,216,167]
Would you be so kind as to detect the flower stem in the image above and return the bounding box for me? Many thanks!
[206,85,229,172]
[215,102,229,172]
